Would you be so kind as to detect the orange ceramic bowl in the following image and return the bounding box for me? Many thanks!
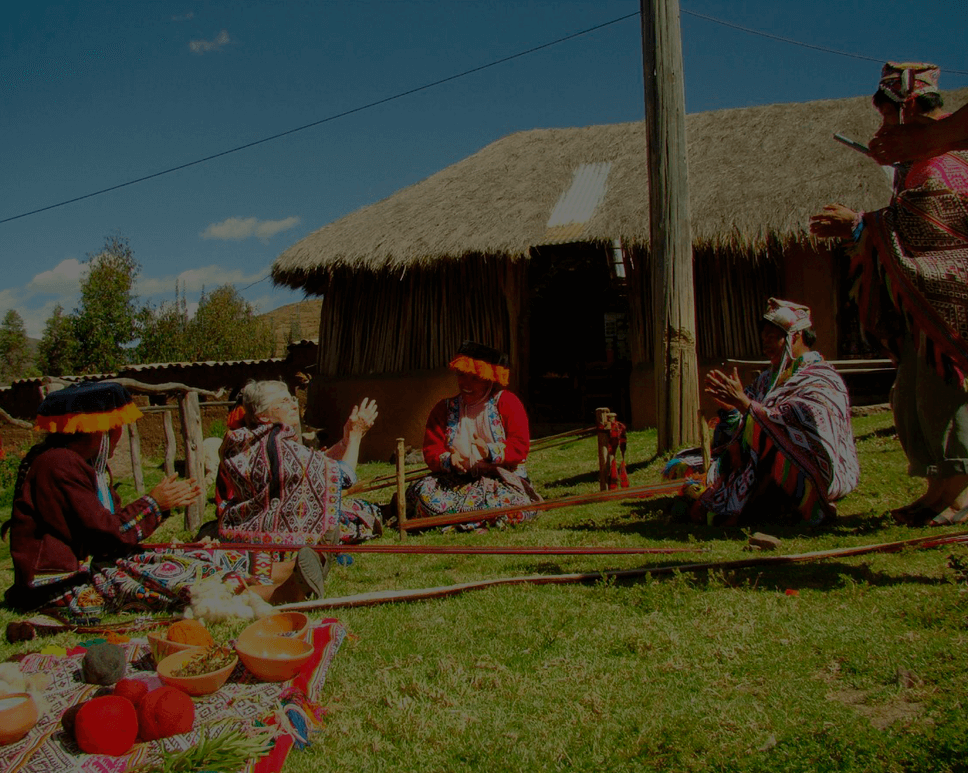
[147,631,203,666]
[0,693,39,746]
[237,612,310,649]
[156,648,238,696]
[235,636,314,683]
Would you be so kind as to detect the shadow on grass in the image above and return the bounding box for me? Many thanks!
[853,423,899,442]
[541,454,662,490]
[500,551,948,592]
[607,558,948,592]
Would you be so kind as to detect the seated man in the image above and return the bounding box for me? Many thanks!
[216,381,380,599]
[678,299,860,526]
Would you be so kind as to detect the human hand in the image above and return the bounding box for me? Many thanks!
[149,475,202,511]
[809,203,858,239]
[869,123,935,164]
[472,436,488,459]
[448,447,469,474]
[343,397,378,440]
[705,367,750,411]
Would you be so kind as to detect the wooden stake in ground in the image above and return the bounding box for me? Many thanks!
[641,0,701,453]
[596,407,610,492]
[178,391,206,533]
[395,437,408,539]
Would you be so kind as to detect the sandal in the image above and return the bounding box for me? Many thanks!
[927,506,968,527]
[293,547,330,599]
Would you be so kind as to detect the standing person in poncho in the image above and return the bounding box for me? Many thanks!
[406,341,542,529]
[810,62,968,526]
[689,299,860,527]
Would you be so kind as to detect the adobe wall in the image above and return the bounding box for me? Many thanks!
[307,368,457,463]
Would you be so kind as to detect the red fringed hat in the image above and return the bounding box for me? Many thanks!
[36,381,143,434]
[448,340,510,387]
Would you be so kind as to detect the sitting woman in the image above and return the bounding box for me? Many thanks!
[216,380,380,596]
[0,381,305,624]
[406,341,542,529]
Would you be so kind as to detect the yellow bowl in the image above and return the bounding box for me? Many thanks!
[147,631,204,666]
[235,636,314,683]
[156,648,238,696]
[0,693,39,746]
[237,612,310,649]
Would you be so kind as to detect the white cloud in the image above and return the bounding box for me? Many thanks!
[189,30,231,54]
[201,216,301,243]
[27,258,87,296]
[139,265,267,296]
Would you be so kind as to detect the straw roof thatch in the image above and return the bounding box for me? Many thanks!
[273,88,968,290]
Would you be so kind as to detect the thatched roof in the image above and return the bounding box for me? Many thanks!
[273,88,968,288]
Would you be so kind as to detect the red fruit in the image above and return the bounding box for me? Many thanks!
[137,686,194,741]
[113,678,149,707]
[74,696,138,756]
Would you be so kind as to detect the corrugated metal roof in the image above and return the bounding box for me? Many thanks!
[541,161,612,245]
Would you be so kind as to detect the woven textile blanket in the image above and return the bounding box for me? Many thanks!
[0,619,344,773]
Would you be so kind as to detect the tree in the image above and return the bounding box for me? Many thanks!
[185,285,273,361]
[136,284,190,364]
[0,309,35,384]
[36,304,79,376]
[72,234,140,373]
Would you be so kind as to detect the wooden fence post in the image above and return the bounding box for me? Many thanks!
[162,410,176,477]
[178,392,206,533]
[128,421,144,494]
[596,407,611,492]
[396,438,408,539]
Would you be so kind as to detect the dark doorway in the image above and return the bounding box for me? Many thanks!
[526,243,631,427]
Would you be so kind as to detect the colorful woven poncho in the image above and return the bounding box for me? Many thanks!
[849,149,968,387]
[700,353,861,525]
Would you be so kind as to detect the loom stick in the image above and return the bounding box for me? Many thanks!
[399,479,685,532]
[139,542,703,555]
[278,531,968,612]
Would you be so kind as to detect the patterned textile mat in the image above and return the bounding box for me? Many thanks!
[1,619,345,773]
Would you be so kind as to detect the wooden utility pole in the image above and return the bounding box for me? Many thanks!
[640,0,701,452]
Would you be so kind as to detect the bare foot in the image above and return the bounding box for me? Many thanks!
[891,477,945,523]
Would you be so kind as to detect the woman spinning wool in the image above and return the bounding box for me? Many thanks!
[406,341,541,528]
[1,382,257,623]
[216,380,381,599]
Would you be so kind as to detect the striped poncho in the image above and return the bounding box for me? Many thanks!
[700,352,861,525]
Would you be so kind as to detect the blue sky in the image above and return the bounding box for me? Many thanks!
[2,0,965,338]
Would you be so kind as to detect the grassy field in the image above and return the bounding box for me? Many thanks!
[2,410,968,772]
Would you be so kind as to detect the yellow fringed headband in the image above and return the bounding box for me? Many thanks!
[448,340,510,387]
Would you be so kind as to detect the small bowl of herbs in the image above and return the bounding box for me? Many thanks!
[156,645,238,696]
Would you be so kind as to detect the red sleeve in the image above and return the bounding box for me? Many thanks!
[422,398,452,473]
[34,450,163,554]
[495,391,530,467]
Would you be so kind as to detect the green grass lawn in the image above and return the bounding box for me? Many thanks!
[3,410,968,773]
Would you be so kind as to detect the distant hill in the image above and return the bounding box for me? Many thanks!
[258,299,322,355]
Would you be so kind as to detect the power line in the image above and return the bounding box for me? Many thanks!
[0,12,638,226]
[4,8,965,226]
[682,8,968,76]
